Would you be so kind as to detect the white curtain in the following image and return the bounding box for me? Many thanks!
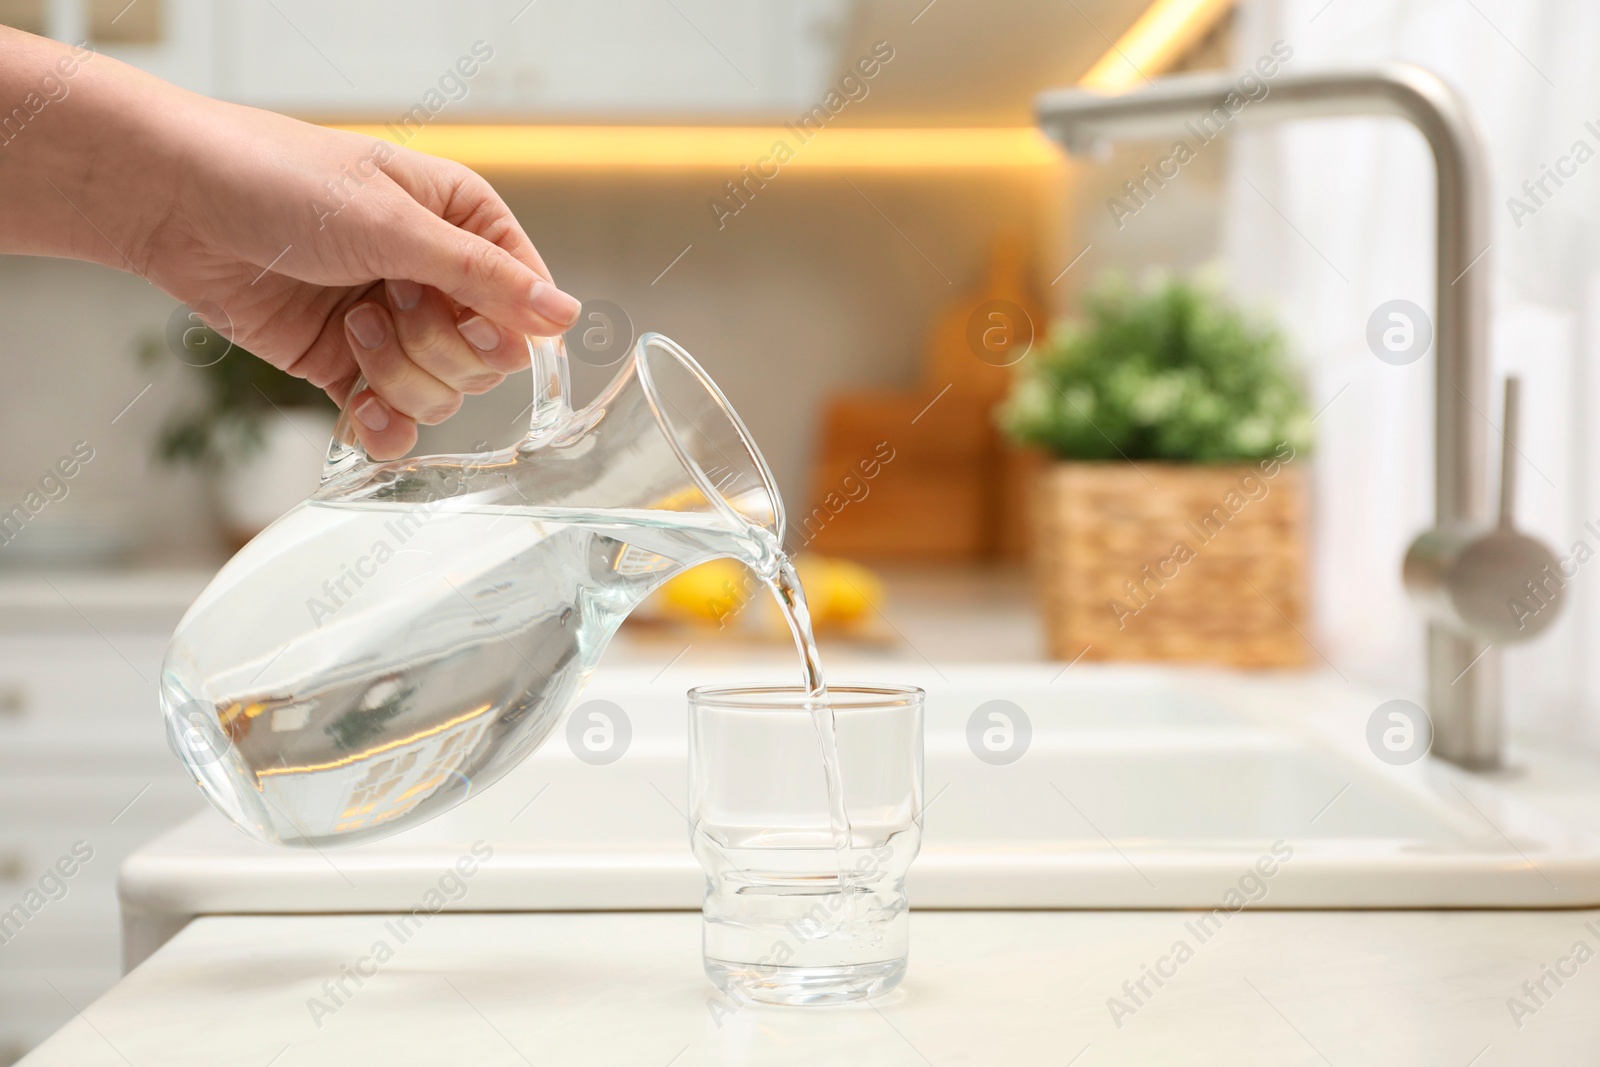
[1224,0,1600,740]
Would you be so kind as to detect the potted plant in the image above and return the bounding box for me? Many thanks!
[142,326,337,548]
[997,273,1313,667]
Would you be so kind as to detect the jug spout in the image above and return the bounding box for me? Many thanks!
[518,332,784,536]
[161,333,786,849]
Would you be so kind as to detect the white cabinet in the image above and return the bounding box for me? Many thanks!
[59,0,855,120]
[0,589,206,1065]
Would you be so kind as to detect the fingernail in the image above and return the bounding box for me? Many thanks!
[530,280,582,328]
[386,278,422,311]
[354,397,390,432]
[457,315,501,352]
[345,304,388,350]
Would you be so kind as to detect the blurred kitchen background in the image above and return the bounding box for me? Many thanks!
[7,0,1594,720]
[0,3,1235,602]
[1,0,1598,1055]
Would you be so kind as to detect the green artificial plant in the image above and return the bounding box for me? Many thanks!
[998,273,1311,463]
[140,326,334,468]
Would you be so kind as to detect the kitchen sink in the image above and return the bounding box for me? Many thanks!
[119,665,1600,968]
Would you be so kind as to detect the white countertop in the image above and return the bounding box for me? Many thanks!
[0,567,211,631]
[21,909,1600,1065]
[25,564,1600,1063]
[91,667,1600,1064]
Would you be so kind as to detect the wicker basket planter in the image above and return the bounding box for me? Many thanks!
[1031,454,1308,667]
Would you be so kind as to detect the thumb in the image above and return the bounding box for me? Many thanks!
[381,209,580,336]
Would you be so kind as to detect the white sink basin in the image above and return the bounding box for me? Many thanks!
[120,665,1600,966]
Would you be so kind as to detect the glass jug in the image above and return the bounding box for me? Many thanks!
[161,333,784,849]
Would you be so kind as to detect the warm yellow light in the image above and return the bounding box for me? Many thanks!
[1078,0,1237,92]
[322,2,1230,173]
[330,124,1062,171]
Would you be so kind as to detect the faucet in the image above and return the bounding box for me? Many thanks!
[1035,64,1562,771]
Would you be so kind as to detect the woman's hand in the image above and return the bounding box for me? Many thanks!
[140,104,583,459]
[0,28,580,458]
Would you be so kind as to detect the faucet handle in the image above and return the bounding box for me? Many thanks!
[1498,377,1520,530]
[1403,374,1563,642]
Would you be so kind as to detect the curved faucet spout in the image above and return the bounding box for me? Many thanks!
[1035,64,1503,768]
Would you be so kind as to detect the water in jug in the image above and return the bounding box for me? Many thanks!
[161,333,844,850]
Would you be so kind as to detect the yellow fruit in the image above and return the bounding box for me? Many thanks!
[656,554,883,630]
[804,556,882,624]
[819,556,883,620]
[658,558,754,623]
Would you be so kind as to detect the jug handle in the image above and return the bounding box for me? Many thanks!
[323,335,572,482]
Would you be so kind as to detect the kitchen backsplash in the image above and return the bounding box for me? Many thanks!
[0,171,1065,563]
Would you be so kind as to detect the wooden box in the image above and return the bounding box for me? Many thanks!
[1032,460,1309,668]
[801,389,996,560]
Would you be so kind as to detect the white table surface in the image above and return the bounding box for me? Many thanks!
[0,568,212,631]
[20,909,1600,1065]
[25,565,1600,1065]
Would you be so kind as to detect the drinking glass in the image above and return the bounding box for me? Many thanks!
[688,684,924,1005]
